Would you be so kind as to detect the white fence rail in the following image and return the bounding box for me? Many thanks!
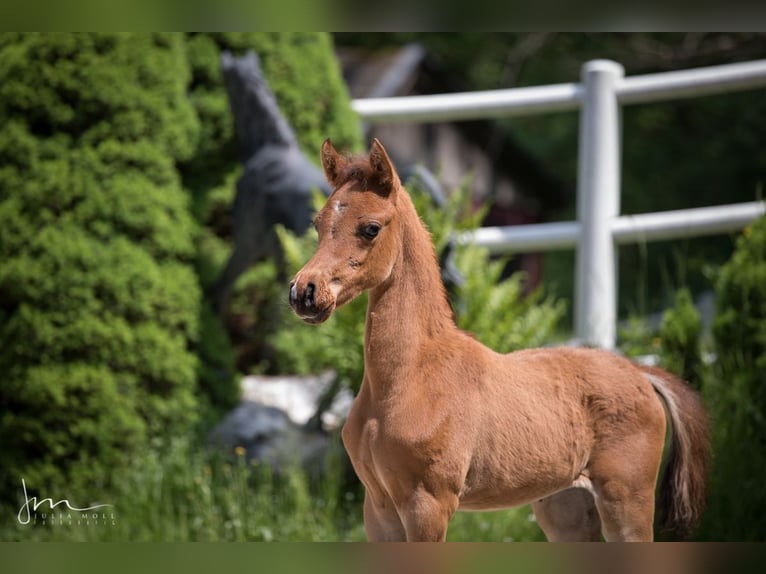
[352,59,766,121]
[461,201,766,254]
[352,58,766,349]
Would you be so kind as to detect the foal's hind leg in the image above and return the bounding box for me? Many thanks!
[588,430,665,541]
[532,488,602,541]
[591,480,657,541]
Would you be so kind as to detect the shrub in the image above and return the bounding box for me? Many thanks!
[699,216,766,540]
[0,33,201,504]
[659,287,703,387]
[618,316,661,359]
[713,219,766,375]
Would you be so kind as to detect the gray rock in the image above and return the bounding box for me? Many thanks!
[208,401,329,475]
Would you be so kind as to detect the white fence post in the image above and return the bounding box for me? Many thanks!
[575,60,624,349]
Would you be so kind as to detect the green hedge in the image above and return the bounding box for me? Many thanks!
[0,33,201,503]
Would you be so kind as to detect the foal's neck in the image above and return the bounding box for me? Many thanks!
[364,191,456,387]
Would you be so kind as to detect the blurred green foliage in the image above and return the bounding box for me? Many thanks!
[658,287,703,387]
[699,215,766,540]
[626,216,766,540]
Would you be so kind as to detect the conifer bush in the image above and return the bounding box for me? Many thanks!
[0,33,201,503]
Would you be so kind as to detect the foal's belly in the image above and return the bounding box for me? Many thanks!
[457,468,578,511]
[458,479,574,511]
[456,419,591,511]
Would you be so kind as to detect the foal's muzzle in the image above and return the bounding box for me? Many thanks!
[289,279,333,324]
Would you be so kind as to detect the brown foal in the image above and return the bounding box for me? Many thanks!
[289,138,710,542]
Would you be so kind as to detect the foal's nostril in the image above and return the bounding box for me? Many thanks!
[305,282,316,307]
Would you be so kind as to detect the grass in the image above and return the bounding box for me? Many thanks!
[2,436,363,542]
[1,434,545,542]
[448,508,544,542]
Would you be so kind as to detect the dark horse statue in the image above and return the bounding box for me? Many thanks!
[213,50,462,316]
[212,51,331,314]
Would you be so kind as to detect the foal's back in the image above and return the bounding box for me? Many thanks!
[493,346,667,453]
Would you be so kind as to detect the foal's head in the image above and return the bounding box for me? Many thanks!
[289,139,403,324]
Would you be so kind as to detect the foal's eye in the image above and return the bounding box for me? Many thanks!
[360,223,381,240]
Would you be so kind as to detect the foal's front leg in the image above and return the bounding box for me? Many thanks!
[399,487,459,542]
[363,491,406,541]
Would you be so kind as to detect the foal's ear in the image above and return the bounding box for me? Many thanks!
[321,138,347,188]
[369,138,399,193]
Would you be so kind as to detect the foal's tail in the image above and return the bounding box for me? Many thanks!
[642,366,711,539]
